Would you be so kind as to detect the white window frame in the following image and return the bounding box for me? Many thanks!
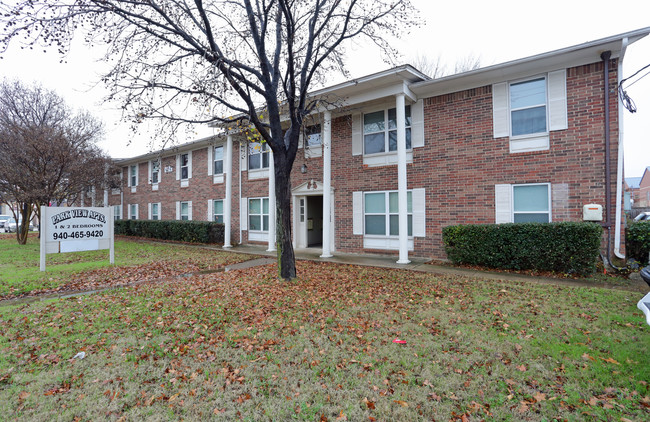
[303,124,323,158]
[150,159,160,189]
[149,202,161,220]
[213,199,224,223]
[248,142,270,179]
[213,145,224,176]
[180,153,190,180]
[495,183,552,224]
[129,203,138,220]
[362,190,414,251]
[129,165,138,193]
[361,104,413,167]
[113,205,121,220]
[248,197,269,241]
[493,70,566,154]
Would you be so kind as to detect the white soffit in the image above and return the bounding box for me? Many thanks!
[411,27,650,99]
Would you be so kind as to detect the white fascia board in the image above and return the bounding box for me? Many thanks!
[411,27,650,98]
[114,134,224,165]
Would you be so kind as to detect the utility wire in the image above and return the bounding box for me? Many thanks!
[618,62,650,113]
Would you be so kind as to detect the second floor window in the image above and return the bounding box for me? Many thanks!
[363,106,411,155]
[130,165,137,186]
[180,153,189,179]
[214,145,224,175]
[249,142,270,170]
[151,160,160,184]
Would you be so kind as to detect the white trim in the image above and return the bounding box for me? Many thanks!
[240,197,248,231]
[548,69,568,131]
[351,113,362,156]
[207,199,213,221]
[207,145,213,176]
[495,184,512,224]
[412,188,426,237]
[410,99,425,148]
[352,192,363,235]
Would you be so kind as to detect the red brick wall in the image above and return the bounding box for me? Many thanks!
[121,59,621,260]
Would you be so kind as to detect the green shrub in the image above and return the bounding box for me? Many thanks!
[625,222,650,265]
[114,219,224,244]
[442,222,603,276]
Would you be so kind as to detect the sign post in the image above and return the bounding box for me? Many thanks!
[40,206,114,271]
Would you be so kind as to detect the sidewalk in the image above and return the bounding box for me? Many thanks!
[226,244,650,293]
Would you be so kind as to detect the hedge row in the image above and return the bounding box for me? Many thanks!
[442,222,603,276]
[625,222,650,265]
[114,219,224,244]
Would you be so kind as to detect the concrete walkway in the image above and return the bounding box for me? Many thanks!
[226,244,650,293]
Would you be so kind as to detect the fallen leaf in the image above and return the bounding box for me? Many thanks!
[533,392,546,403]
[516,364,527,372]
[393,400,408,407]
[18,391,30,400]
[599,357,620,365]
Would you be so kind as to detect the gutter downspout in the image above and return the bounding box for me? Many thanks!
[614,38,629,259]
[601,50,617,268]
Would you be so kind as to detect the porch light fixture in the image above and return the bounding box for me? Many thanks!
[300,164,307,174]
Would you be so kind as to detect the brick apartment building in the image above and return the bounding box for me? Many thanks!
[109,28,650,263]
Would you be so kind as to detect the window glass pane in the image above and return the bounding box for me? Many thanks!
[152,172,158,184]
[365,215,386,235]
[389,192,398,213]
[364,133,385,154]
[214,160,223,174]
[131,166,136,176]
[510,78,546,109]
[249,199,260,214]
[215,215,224,224]
[214,146,223,160]
[388,106,411,130]
[513,185,549,212]
[262,151,269,168]
[365,193,385,213]
[364,110,384,134]
[248,153,260,170]
[406,128,411,150]
[181,202,188,214]
[263,198,269,214]
[214,200,223,214]
[249,215,261,231]
[181,167,188,179]
[389,215,399,235]
[514,213,549,223]
[388,130,397,152]
[263,215,269,231]
[181,154,188,166]
[307,133,321,147]
[511,106,547,136]
[388,192,412,213]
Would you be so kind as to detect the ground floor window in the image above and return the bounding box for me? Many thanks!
[114,205,121,220]
[495,183,551,224]
[179,201,191,221]
[151,203,160,220]
[249,197,269,232]
[213,200,224,223]
[364,191,412,236]
[129,204,138,220]
[513,183,550,223]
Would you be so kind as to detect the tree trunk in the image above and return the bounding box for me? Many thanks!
[16,202,31,245]
[274,151,296,280]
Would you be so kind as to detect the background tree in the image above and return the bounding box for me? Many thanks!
[0,0,419,279]
[0,79,115,244]
[409,53,482,78]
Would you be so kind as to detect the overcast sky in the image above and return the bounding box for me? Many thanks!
[0,0,649,176]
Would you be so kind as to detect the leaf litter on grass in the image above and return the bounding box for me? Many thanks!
[0,260,648,421]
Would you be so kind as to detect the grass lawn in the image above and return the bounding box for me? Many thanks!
[0,234,251,298]
[1,260,648,421]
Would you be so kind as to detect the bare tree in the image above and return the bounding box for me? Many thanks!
[0,79,115,244]
[409,53,482,78]
[0,0,419,279]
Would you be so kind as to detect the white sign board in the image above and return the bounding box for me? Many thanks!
[40,206,114,271]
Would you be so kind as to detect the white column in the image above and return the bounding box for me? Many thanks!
[396,94,410,264]
[321,110,333,258]
[267,150,276,251]
[91,186,96,207]
[223,135,233,248]
[103,189,109,208]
